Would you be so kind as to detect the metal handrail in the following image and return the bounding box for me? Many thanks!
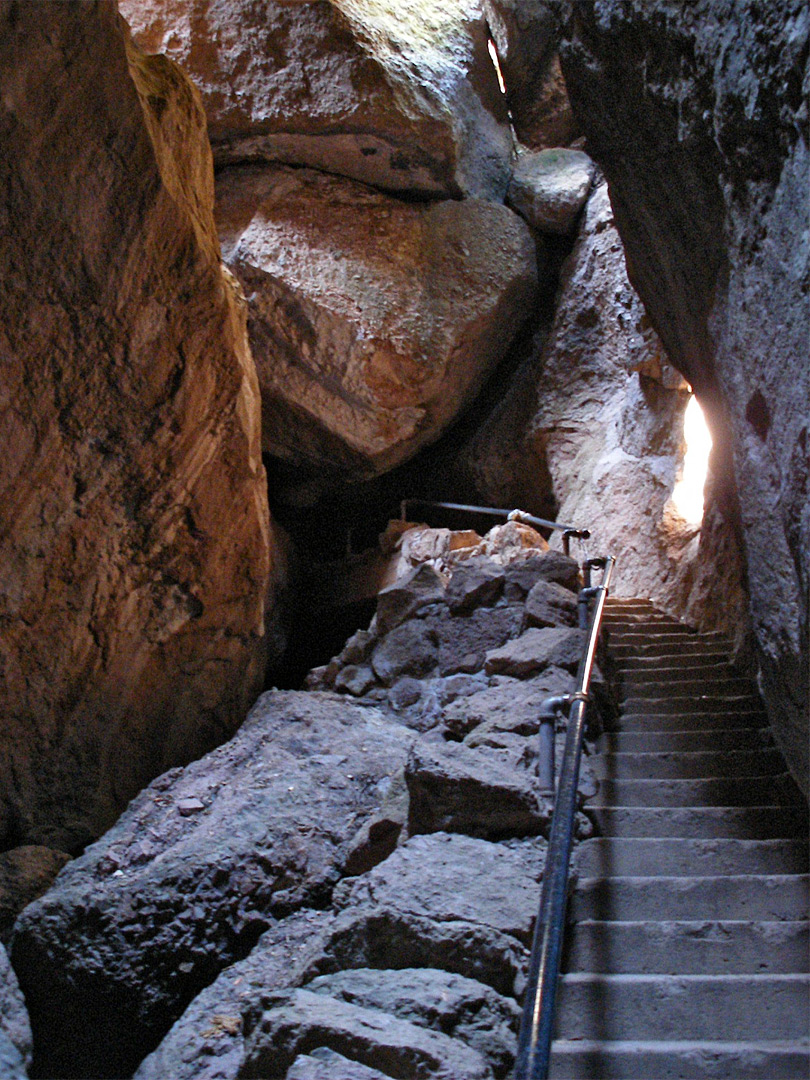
[515,555,616,1080]
[399,499,590,557]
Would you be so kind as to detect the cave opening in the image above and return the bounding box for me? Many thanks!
[671,392,712,525]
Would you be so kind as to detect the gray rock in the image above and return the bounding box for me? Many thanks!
[338,630,377,668]
[134,909,337,1080]
[376,564,446,636]
[286,1047,392,1080]
[12,692,413,1080]
[240,989,492,1080]
[485,627,586,678]
[0,944,31,1077]
[445,558,505,614]
[371,622,439,685]
[443,668,576,740]
[343,771,409,878]
[333,833,540,950]
[307,968,520,1078]
[508,148,595,234]
[406,741,552,840]
[0,846,71,943]
[502,552,581,598]
[334,665,377,697]
[388,677,423,710]
[427,605,526,676]
[524,579,579,628]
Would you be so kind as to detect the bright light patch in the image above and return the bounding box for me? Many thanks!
[671,395,712,523]
[487,38,507,95]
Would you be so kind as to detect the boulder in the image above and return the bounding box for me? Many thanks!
[480,521,549,562]
[287,1048,392,1080]
[445,558,505,613]
[240,988,492,1080]
[443,668,576,739]
[485,627,585,678]
[484,1,580,148]
[306,968,520,1078]
[558,0,810,791]
[134,909,337,1080]
[11,693,413,1080]
[405,741,552,839]
[0,3,272,851]
[376,564,447,636]
[371,622,439,685]
[503,552,581,597]
[428,605,526,676]
[334,665,377,697]
[0,945,31,1079]
[121,0,513,199]
[0,846,71,943]
[217,165,538,482]
[524,579,579,628]
[507,148,595,234]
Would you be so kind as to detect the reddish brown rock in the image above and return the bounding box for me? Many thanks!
[0,846,71,943]
[0,3,272,850]
[120,0,513,199]
[217,164,537,483]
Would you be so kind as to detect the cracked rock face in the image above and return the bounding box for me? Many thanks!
[0,3,272,852]
[120,0,514,200]
[557,0,810,792]
[216,164,538,483]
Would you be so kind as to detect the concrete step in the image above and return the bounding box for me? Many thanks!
[574,838,809,878]
[570,874,810,922]
[620,677,754,698]
[588,805,810,840]
[549,1038,810,1080]
[554,973,810,1041]
[589,748,787,780]
[621,695,761,715]
[609,642,729,661]
[609,710,767,731]
[617,654,734,672]
[598,729,773,753]
[564,919,810,974]
[589,775,803,807]
[608,631,727,648]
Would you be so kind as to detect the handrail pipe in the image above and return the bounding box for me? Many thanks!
[515,555,615,1080]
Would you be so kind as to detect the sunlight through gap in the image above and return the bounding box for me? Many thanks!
[671,394,712,523]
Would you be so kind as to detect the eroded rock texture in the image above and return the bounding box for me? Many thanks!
[0,2,272,850]
[217,165,538,482]
[120,0,514,199]
[558,0,810,791]
[458,181,698,611]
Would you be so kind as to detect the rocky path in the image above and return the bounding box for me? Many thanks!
[550,598,810,1080]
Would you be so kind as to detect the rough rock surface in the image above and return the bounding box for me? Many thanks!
[485,0,580,148]
[0,2,272,851]
[241,988,492,1080]
[443,669,575,739]
[485,627,585,678]
[11,693,413,1079]
[0,944,31,1079]
[558,0,810,792]
[217,165,537,484]
[0,846,71,943]
[306,968,520,1078]
[121,0,514,199]
[507,148,595,234]
[524,580,578,628]
[286,1047,391,1080]
[461,182,698,613]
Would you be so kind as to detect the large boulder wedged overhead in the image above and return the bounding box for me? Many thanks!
[0,2,272,851]
[557,0,810,792]
[217,165,538,482]
[120,0,514,199]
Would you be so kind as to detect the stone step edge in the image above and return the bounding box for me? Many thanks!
[573,873,810,887]
[557,972,810,986]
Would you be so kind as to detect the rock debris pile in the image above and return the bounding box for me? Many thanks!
[11,524,600,1080]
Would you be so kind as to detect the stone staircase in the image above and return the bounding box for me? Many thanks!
[549,598,810,1080]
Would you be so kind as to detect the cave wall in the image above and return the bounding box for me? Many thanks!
[557,0,809,791]
[0,0,273,851]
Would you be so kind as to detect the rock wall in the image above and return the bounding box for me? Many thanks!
[0,2,273,851]
[557,0,809,792]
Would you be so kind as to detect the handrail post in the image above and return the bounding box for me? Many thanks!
[515,556,615,1080]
